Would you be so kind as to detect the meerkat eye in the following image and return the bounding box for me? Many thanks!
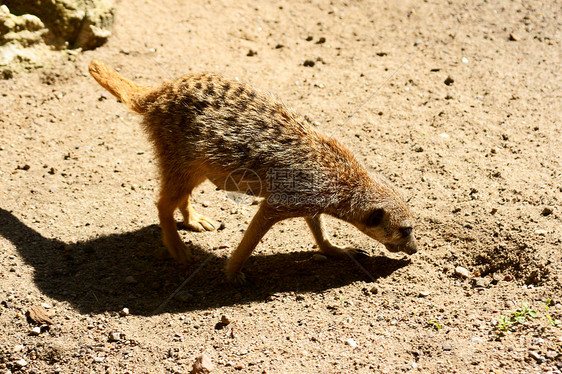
[399,227,413,237]
[366,208,385,227]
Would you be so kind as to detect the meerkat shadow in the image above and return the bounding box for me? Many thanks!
[0,208,409,316]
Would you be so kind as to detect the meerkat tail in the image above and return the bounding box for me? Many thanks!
[88,59,153,114]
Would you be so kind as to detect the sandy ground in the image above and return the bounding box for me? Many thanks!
[1,0,561,373]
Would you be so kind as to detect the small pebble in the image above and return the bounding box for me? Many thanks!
[541,207,553,216]
[418,291,430,297]
[444,76,454,86]
[15,359,27,367]
[108,331,122,342]
[529,351,545,363]
[312,254,328,262]
[246,49,257,57]
[471,277,490,288]
[190,352,214,374]
[461,57,468,63]
[93,356,104,363]
[546,350,558,359]
[220,315,231,325]
[120,307,130,316]
[30,326,41,335]
[508,33,519,41]
[346,338,357,348]
[455,266,470,278]
[174,291,193,303]
[303,59,315,67]
[13,344,24,352]
[535,229,547,235]
[125,276,137,284]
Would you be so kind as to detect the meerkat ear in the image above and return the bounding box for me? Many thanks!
[366,208,385,227]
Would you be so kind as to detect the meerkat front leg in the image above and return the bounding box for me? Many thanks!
[179,196,216,232]
[225,204,281,284]
[305,215,368,258]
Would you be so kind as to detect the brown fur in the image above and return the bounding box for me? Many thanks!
[88,59,417,283]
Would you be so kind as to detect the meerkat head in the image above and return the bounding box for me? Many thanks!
[349,180,418,255]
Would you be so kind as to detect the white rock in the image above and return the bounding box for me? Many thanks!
[30,326,41,335]
[15,358,27,367]
[455,266,471,278]
[312,254,328,262]
[461,57,468,63]
[346,338,358,348]
[535,229,547,235]
[120,307,130,316]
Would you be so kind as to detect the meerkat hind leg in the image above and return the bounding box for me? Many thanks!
[157,193,193,264]
[305,215,368,258]
[225,204,280,284]
[179,196,216,232]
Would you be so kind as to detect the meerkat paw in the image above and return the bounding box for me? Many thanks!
[225,269,249,286]
[163,240,194,264]
[184,213,216,232]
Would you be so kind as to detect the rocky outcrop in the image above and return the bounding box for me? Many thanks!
[2,0,114,50]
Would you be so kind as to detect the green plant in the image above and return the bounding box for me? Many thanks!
[495,302,537,333]
[427,319,443,330]
[511,302,537,323]
[496,316,512,332]
[544,299,559,327]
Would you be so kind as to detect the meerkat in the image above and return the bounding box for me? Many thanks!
[88,59,417,284]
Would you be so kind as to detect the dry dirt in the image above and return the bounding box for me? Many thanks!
[1,0,561,373]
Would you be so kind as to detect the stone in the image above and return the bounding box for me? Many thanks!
[541,206,553,216]
[190,353,214,374]
[174,291,193,302]
[529,351,545,363]
[30,326,41,335]
[214,315,231,330]
[125,275,137,284]
[346,338,357,348]
[15,358,27,367]
[312,254,328,262]
[108,331,122,342]
[471,277,490,288]
[455,266,471,278]
[2,0,115,50]
[444,76,454,86]
[119,307,130,316]
[26,305,53,325]
[418,291,430,297]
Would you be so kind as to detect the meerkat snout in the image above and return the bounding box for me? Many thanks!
[355,202,418,256]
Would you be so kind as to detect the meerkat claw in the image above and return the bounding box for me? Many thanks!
[347,248,369,258]
[226,271,248,286]
[184,215,216,232]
